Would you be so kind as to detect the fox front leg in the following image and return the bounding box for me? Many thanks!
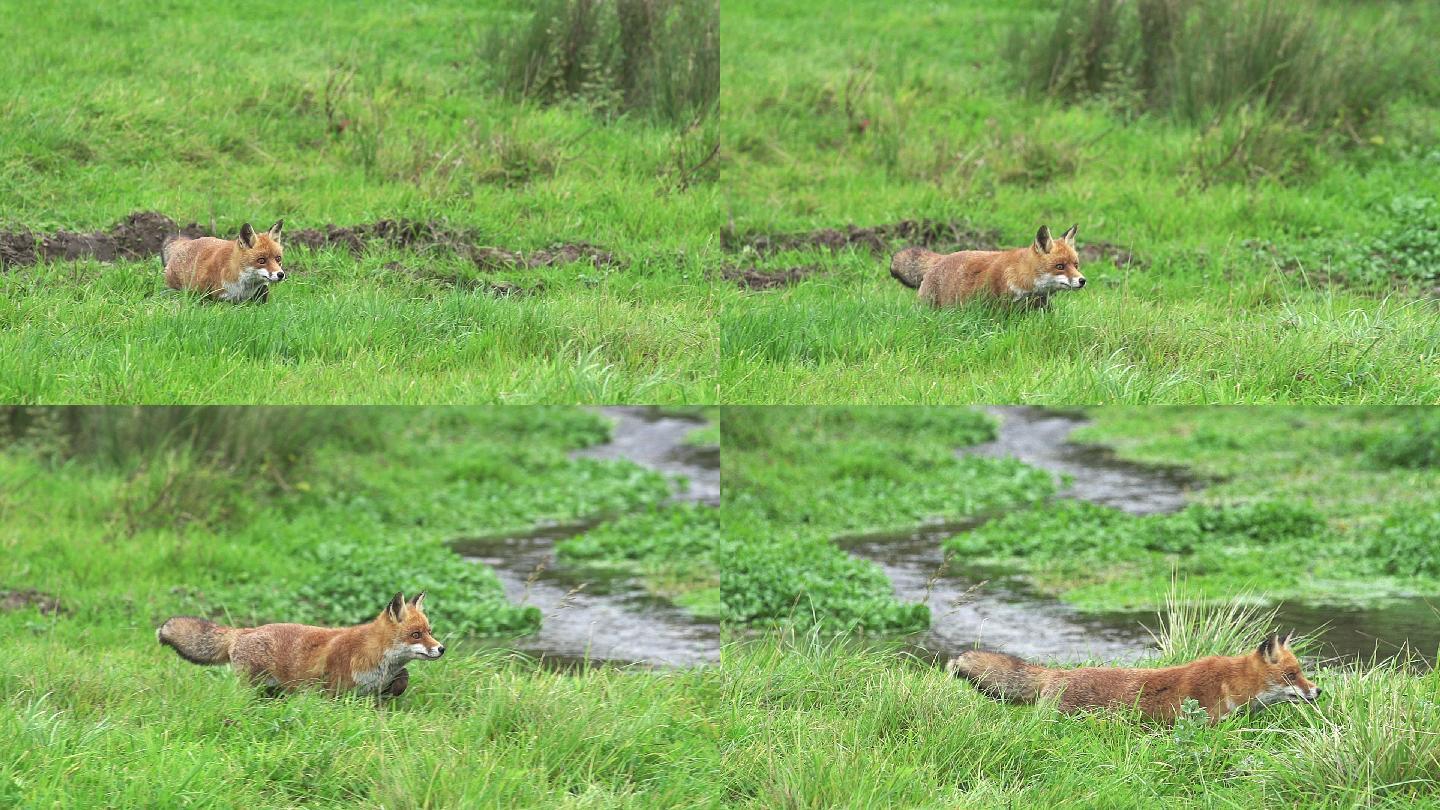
[382,668,409,697]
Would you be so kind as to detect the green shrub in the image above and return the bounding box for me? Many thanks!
[1367,411,1440,468]
[946,500,1327,560]
[482,0,718,125]
[558,502,720,565]
[721,534,929,633]
[1366,511,1440,577]
[289,540,542,637]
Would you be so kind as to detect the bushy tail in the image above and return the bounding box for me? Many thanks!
[889,247,935,289]
[158,616,236,665]
[946,650,1048,703]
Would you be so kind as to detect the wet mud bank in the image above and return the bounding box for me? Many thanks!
[0,211,617,272]
[452,407,720,668]
[843,407,1437,666]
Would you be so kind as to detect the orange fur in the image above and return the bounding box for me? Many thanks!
[948,634,1320,723]
[162,220,286,303]
[158,592,443,697]
[891,224,1085,308]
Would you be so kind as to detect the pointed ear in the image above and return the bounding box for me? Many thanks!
[238,223,256,248]
[1062,223,1078,246]
[1033,225,1053,254]
[386,592,406,623]
[1257,634,1282,663]
[408,591,426,611]
[268,219,284,239]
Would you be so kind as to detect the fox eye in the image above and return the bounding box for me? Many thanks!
[1284,671,1298,682]
[411,631,422,639]
[1054,263,1066,271]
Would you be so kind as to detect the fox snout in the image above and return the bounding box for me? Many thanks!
[1073,275,1086,288]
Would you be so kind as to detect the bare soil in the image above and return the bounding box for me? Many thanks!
[0,588,64,615]
[720,264,823,290]
[0,212,620,273]
[723,219,1145,270]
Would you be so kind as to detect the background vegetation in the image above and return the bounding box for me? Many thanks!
[719,0,1440,403]
[0,0,720,404]
[720,407,1053,631]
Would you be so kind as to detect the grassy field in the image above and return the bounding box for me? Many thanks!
[719,0,1440,403]
[0,0,719,404]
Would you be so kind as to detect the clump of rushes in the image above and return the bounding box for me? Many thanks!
[483,0,718,125]
[1020,0,1423,132]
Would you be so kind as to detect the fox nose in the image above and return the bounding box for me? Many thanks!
[1076,277,1086,288]
[274,270,286,281]
[435,645,445,657]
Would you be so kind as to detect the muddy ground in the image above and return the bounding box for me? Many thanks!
[719,219,1144,289]
[0,588,64,615]
[720,264,823,290]
[0,211,619,273]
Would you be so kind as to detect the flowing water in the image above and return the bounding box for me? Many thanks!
[452,407,720,668]
[842,407,1439,666]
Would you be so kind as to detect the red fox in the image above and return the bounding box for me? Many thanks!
[162,220,286,303]
[891,224,1084,308]
[158,592,443,697]
[947,633,1319,723]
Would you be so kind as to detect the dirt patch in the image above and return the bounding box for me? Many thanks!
[1079,240,1145,270]
[0,211,620,272]
[470,242,617,272]
[0,229,36,268]
[724,219,1145,270]
[0,588,64,615]
[384,261,543,297]
[720,265,823,290]
[724,219,1002,257]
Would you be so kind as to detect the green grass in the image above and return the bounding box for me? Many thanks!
[719,0,1440,404]
[0,0,719,404]
[7,576,1436,806]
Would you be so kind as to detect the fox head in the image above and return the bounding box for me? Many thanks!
[236,220,286,284]
[380,591,445,661]
[1250,632,1319,707]
[1030,224,1084,292]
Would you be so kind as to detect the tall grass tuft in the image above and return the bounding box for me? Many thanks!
[1019,0,1419,132]
[1149,579,1288,665]
[0,406,381,476]
[482,0,719,126]
[1265,656,1440,803]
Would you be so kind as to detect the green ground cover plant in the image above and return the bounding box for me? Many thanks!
[721,407,1055,630]
[719,0,1440,403]
[0,0,720,404]
[1038,406,1440,609]
[557,502,723,618]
